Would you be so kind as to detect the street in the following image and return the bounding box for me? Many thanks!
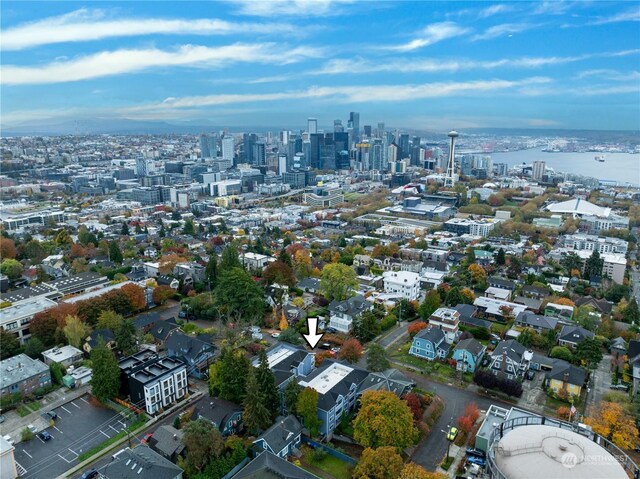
[405,371,516,471]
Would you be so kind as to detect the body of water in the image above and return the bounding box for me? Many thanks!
[489,148,640,186]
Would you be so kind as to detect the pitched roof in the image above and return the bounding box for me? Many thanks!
[358,369,415,397]
[491,339,527,362]
[166,331,215,362]
[415,327,448,348]
[455,338,485,356]
[558,325,595,344]
[516,311,558,330]
[488,276,516,290]
[232,451,320,479]
[103,446,183,479]
[150,425,185,458]
[254,415,302,454]
[194,397,242,430]
[328,295,370,317]
[134,312,162,329]
[574,296,613,314]
[545,359,587,386]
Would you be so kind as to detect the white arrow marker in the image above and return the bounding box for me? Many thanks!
[302,316,324,349]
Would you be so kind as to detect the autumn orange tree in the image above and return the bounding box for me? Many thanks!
[584,401,638,449]
[338,338,363,363]
[152,285,174,305]
[352,447,403,479]
[408,321,428,338]
[121,283,147,311]
[399,463,447,479]
[354,390,418,449]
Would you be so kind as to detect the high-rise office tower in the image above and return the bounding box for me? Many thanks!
[363,125,372,138]
[199,133,217,159]
[252,142,266,166]
[309,133,322,169]
[532,160,546,181]
[221,135,234,162]
[334,131,350,169]
[278,155,288,175]
[307,118,318,134]
[387,143,399,170]
[321,133,335,170]
[136,157,148,177]
[371,139,384,171]
[334,119,344,133]
[377,122,385,138]
[302,140,311,168]
[398,134,410,159]
[348,112,360,143]
[280,129,289,144]
[242,133,257,164]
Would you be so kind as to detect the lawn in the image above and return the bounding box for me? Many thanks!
[300,446,352,479]
[390,343,468,384]
[27,401,41,412]
[16,405,31,417]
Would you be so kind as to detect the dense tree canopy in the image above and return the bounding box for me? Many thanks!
[352,447,404,479]
[319,263,358,302]
[353,390,418,449]
[90,341,120,402]
[214,267,265,323]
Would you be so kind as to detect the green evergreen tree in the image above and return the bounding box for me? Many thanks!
[366,343,390,372]
[242,368,272,435]
[218,348,250,403]
[109,241,123,264]
[220,243,242,270]
[256,349,280,420]
[115,319,137,355]
[205,254,219,289]
[278,249,292,267]
[419,289,441,319]
[496,248,506,266]
[24,337,45,359]
[283,379,301,414]
[623,298,640,324]
[90,340,120,401]
[121,222,130,235]
[159,224,166,237]
[183,218,196,236]
[0,328,21,359]
[584,250,604,280]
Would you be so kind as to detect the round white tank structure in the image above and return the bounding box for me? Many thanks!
[489,425,629,479]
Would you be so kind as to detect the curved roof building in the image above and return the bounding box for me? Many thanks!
[545,198,611,217]
[491,425,627,479]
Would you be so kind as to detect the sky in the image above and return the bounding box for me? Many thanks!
[1,1,639,132]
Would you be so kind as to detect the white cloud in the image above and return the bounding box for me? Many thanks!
[477,4,514,18]
[1,8,299,50]
[472,23,534,41]
[532,1,573,16]
[1,44,324,85]
[124,77,551,116]
[386,22,471,52]
[227,0,354,17]
[576,69,640,82]
[589,7,640,25]
[314,53,593,75]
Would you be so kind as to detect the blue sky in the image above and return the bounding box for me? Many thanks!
[1,1,639,131]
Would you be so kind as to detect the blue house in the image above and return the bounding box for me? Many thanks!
[409,327,450,361]
[252,415,303,458]
[166,330,216,379]
[194,397,243,436]
[452,338,486,373]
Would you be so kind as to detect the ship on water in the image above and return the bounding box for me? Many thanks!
[595,155,605,162]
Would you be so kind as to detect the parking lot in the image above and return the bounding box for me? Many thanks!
[13,394,127,479]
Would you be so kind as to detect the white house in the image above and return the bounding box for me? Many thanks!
[328,295,372,333]
[382,271,421,301]
[241,252,275,271]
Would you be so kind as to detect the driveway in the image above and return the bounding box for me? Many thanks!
[405,371,516,471]
[586,353,612,411]
[518,370,546,414]
[13,395,126,479]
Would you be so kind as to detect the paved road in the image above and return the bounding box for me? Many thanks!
[586,353,612,412]
[405,371,516,471]
[631,268,640,303]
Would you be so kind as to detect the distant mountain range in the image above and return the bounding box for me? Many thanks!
[1,118,638,140]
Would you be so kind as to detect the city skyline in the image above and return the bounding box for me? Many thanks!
[1,1,639,131]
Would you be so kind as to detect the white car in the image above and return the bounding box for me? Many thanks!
[2,435,14,446]
[27,424,37,434]
[271,332,280,338]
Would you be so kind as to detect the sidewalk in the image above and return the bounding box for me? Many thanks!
[436,443,466,478]
[0,384,91,443]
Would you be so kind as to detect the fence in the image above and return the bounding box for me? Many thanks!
[302,435,357,466]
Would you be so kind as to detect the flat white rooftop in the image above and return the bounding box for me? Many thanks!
[264,345,297,369]
[1,297,57,324]
[42,345,82,363]
[299,362,353,395]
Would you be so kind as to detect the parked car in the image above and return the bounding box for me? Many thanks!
[35,393,44,400]
[44,411,58,420]
[319,343,332,350]
[0,415,5,424]
[525,370,535,381]
[38,431,52,441]
[27,424,37,434]
[330,347,340,354]
[271,332,280,338]
[80,469,99,479]
[447,427,458,441]
[634,446,640,453]
[141,432,153,444]
[325,327,338,333]
[610,384,629,391]
[178,310,188,319]
[2,435,14,446]
[467,455,486,467]
[466,448,486,458]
